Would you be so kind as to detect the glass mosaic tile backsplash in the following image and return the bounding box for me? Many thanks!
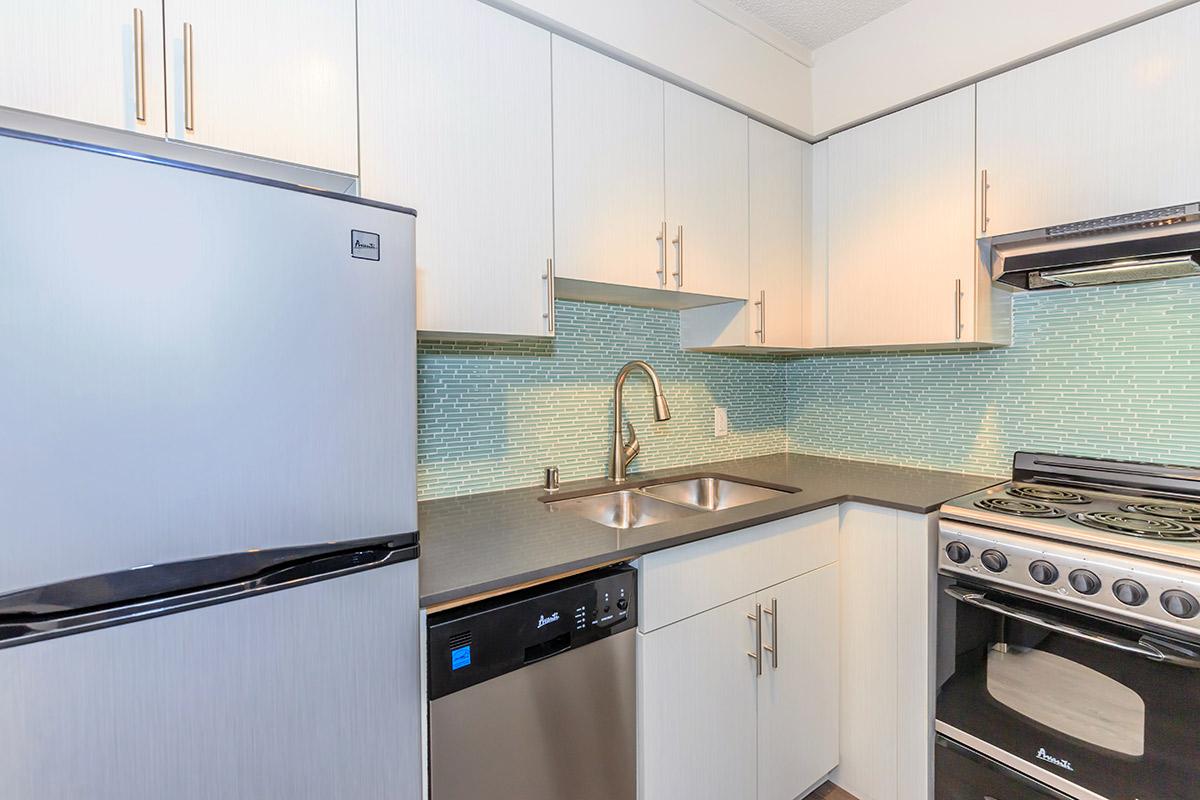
[417,278,1200,500]
[786,275,1200,476]
[418,301,785,499]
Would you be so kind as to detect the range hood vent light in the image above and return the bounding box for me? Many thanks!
[1028,256,1200,289]
[988,202,1200,290]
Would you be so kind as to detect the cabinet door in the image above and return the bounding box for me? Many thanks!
[834,505,900,800]
[552,36,665,291]
[358,0,554,338]
[748,121,806,348]
[163,0,357,173]
[665,84,749,300]
[638,596,758,800]
[757,564,839,800]
[827,86,976,348]
[0,1,165,135]
[977,3,1200,237]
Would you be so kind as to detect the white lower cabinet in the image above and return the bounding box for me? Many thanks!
[834,504,936,800]
[637,508,840,800]
[757,565,840,800]
[639,595,759,800]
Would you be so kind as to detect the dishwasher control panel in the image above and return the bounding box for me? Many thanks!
[427,565,637,700]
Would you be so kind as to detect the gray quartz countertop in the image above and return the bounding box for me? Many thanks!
[417,452,1002,607]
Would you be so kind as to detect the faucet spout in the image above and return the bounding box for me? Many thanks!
[610,360,671,482]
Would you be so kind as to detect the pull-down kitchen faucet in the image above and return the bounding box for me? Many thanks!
[609,360,671,483]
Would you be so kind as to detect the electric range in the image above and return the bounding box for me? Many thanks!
[935,452,1200,800]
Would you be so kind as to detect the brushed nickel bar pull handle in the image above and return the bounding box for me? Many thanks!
[980,168,989,234]
[945,586,1200,668]
[747,603,762,676]
[955,278,963,340]
[655,222,667,287]
[671,225,683,288]
[183,22,195,132]
[753,290,765,344]
[133,8,146,122]
[762,596,778,668]
[542,257,556,334]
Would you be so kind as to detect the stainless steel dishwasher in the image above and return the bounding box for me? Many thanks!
[427,565,637,800]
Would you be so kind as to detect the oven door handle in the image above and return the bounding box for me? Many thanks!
[945,586,1200,669]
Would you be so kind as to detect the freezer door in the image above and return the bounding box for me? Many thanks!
[0,559,422,800]
[0,131,417,595]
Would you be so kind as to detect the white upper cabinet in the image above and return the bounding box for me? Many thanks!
[678,121,807,350]
[357,0,554,338]
[163,0,358,174]
[747,121,806,348]
[827,86,996,348]
[665,84,750,301]
[977,3,1200,237]
[551,37,666,293]
[0,1,165,136]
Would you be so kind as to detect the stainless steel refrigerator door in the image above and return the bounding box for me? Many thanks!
[0,131,416,595]
[0,559,422,800]
[428,628,636,800]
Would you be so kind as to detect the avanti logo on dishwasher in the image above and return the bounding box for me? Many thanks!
[537,611,561,629]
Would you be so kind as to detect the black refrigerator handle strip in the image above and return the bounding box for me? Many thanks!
[0,538,419,650]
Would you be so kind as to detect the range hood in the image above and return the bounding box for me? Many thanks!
[988,203,1200,290]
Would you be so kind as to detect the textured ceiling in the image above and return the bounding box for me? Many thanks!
[725,0,912,49]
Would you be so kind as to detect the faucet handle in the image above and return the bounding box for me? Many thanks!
[622,421,640,466]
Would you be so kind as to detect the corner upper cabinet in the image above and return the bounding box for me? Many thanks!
[680,121,807,350]
[162,0,357,174]
[827,86,1009,349]
[664,84,750,301]
[0,1,165,136]
[977,3,1200,238]
[357,0,554,338]
[551,37,666,296]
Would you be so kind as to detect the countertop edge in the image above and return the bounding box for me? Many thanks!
[418,491,974,607]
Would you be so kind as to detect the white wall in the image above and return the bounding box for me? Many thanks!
[811,0,1189,136]
[484,0,813,134]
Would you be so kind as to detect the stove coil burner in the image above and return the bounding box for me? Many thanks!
[1007,484,1091,505]
[1070,511,1200,540]
[975,497,1066,518]
[1121,502,1200,523]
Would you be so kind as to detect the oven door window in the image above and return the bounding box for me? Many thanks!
[937,578,1200,800]
[987,646,1145,757]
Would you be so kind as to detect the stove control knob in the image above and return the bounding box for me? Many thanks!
[945,542,971,564]
[1161,590,1200,620]
[1069,569,1102,596]
[1113,579,1148,607]
[980,550,1008,573]
[1029,561,1059,585]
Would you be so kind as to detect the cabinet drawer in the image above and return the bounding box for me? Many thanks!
[638,506,838,632]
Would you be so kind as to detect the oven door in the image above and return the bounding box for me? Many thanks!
[936,576,1200,800]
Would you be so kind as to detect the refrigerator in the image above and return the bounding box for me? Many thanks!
[0,128,422,799]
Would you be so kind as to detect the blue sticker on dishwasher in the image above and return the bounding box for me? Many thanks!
[451,645,472,670]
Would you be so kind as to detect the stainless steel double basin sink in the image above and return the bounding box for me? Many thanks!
[546,477,794,529]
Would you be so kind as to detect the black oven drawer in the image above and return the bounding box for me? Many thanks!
[937,735,1074,800]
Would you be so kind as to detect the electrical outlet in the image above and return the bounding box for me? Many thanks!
[713,406,728,438]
